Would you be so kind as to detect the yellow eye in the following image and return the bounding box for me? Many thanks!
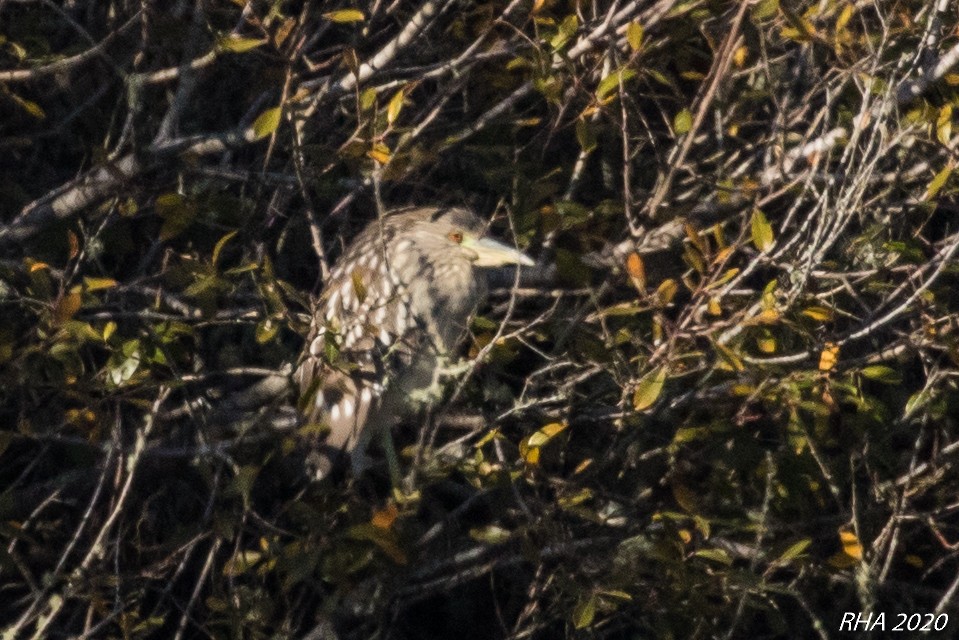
[448,231,464,244]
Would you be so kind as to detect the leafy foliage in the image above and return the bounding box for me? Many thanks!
[2,0,959,638]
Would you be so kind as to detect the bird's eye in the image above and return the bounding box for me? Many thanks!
[448,231,464,244]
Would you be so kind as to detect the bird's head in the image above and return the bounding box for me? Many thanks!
[406,206,535,268]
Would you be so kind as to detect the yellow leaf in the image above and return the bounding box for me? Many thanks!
[835,3,854,33]
[673,108,693,135]
[656,279,677,305]
[323,9,365,23]
[527,422,567,448]
[802,306,834,322]
[633,367,666,411]
[750,208,774,252]
[350,269,367,302]
[386,88,405,125]
[218,35,266,53]
[522,446,541,465]
[573,458,593,475]
[937,104,953,145]
[83,277,118,292]
[29,261,50,272]
[626,21,643,52]
[751,308,779,324]
[54,293,82,325]
[757,332,776,353]
[733,45,747,67]
[818,342,840,373]
[707,297,722,316]
[367,142,391,164]
[626,252,646,291]
[839,529,862,560]
[371,503,398,530]
[252,106,282,140]
[103,321,117,342]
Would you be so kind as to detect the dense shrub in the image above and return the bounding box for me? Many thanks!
[2,1,959,637]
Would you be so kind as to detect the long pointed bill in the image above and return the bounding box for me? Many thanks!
[468,237,535,267]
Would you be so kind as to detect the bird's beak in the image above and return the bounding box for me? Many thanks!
[466,236,536,267]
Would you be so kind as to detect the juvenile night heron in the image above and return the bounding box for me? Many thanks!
[295,205,534,481]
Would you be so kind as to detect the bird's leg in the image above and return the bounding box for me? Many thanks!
[350,448,374,477]
[406,354,472,407]
[377,426,403,489]
[436,356,474,378]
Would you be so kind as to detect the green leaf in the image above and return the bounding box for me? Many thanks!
[673,108,693,135]
[550,14,578,50]
[860,365,902,384]
[8,92,45,119]
[252,106,282,140]
[597,68,637,100]
[217,35,266,53]
[751,0,779,21]
[572,595,597,629]
[323,9,365,23]
[693,548,733,565]
[575,118,597,152]
[468,525,512,545]
[923,161,954,201]
[776,538,812,564]
[359,87,377,111]
[750,208,774,252]
[223,550,262,576]
[905,389,930,416]
[633,367,667,411]
[156,193,197,240]
[255,318,278,344]
[212,231,238,267]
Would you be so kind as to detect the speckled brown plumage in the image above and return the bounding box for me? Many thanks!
[295,206,530,480]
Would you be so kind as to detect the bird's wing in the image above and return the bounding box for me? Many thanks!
[294,229,427,469]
